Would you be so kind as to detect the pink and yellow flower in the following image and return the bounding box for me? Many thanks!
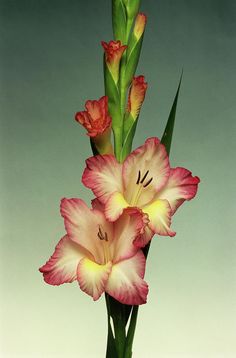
[127,75,148,120]
[39,198,149,305]
[75,96,111,138]
[101,40,127,83]
[82,137,200,245]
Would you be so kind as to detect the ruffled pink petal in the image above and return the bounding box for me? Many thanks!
[39,235,84,286]
[99,96,108,118]
[157,167,200,214]
[77,258,112,301]
[104,192,129,221]
[91,197,104,211]
[82,155,123,203]
[143,199,176,237]
[111,208,149,263]
[60,198,113,264]
[123,137,170,207]
[105,251,148,305]
[133,225,154,248]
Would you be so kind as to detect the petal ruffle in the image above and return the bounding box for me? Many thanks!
[77,257,112,301]
[60,198,113,265]
[105,251,148,305]
[39,235,83,285]
[157,167,200,214]
[133,225,154,248]
[143,199,176,237]
[111,208,149,263]
[123,137,170,207]
[82,155,123,203]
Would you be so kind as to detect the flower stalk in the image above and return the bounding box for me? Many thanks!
[104,1,149,355]
[39,1,200,357]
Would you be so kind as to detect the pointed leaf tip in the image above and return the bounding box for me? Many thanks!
[161,71,183,156]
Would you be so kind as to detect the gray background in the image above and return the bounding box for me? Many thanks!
[0,0,235,357]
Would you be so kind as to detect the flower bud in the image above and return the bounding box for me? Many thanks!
[75,96,113,155]
[127,76,147,120]
[133,13,147,40]
[101,40,127,83]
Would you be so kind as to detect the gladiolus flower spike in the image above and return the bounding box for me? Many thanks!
[39,0,201,356]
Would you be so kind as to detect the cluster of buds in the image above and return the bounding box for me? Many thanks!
[74,2,148,161]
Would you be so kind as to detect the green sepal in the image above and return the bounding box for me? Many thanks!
[112,0,127,43]
[161,72,183,155]
[120,115,137,162]
[124,34,144,88]
[90,138,99,156]
[122,0,141,40]
[104,57,123,159]
[123,111,135,138]
[123,0,141,20]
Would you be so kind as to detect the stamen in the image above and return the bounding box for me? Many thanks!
[136,170,141,184]
[140,170,149,184]
[97,231,103,240]
[97,226,110,264]
[97,225,108,241]
[104,232,108,242]
[143,177,153,188]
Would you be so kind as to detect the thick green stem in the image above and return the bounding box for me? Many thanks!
[113,127,123,161]
[105,295,118,358]
[105,294,127,358]
[124,306,139,358]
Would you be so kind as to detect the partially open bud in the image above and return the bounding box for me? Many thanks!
[102,40,127,84]
[134,13,147,41]
[75,96,113,155]
[127,76,148,120]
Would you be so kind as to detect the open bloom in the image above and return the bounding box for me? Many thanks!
[39,198,149,305]
[82,137,200,245]
[101,40,127,83]
[127,75,148,120]
[75,96,111,138]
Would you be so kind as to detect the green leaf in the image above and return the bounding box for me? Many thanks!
[161,72,183,155]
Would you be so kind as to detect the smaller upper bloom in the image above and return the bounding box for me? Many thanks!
[134,13,147,40]
[82,137,200,245]
[39,198,149,305]
[101,40,127,83]
[127,75,148,120]
[75,96,111,138]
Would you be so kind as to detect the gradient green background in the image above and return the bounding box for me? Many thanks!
[0,0,235,357]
